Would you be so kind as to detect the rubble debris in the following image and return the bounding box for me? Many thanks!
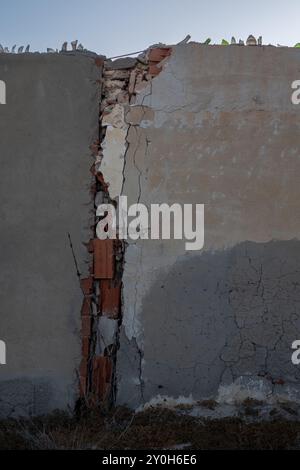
[246,35,257,46]
[61,41,68,52]
[71,39,78,51]
[79,44,172,406]
[105,57,138,70]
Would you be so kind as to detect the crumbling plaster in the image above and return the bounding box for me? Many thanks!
[2,43,300,416]
[116,44,300,407]
[101,104,128,200]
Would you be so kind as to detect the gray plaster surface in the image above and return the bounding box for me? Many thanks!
[117,44,300,408]
[0,53,100,416]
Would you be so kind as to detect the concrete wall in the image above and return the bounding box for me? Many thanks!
[0,53,99,416]
[116,44,300,407]
[1,44,300,415]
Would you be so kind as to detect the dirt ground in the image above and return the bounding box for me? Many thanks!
[1,402,300,450]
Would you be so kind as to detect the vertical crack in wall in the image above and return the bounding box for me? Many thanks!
[77,46,172,408]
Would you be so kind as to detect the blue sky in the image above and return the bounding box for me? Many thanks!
[1,0,300,57]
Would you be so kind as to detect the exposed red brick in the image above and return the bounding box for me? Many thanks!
[82,336,90,358]
[96,172,109,193]
[82,316,92,336]
[92,356,112,401]
[93,239,115,279]
[79,375,87,397]
[90,141,99,156]
[80,358,88,377]
[105,358,112,383]
[79,358,89,397]
[80,277,93,295]
[149,64,162,76]
[100,280,121,319]
[95,57,104,67]
[148,47,171,63]
[81,297,91,316]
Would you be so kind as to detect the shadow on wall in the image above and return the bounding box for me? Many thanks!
[139,240,300,403]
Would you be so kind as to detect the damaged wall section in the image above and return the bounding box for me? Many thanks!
[88,47,171,406]
[116,44,300,408]
[3,42,300,415]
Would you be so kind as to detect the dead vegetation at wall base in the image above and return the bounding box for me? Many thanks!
[1,404,300,450]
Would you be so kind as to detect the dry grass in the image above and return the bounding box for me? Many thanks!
[0,405,300,450]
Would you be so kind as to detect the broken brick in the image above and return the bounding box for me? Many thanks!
[95,57,104,67]
[149,64,162,76]
[116,91,129,104]
[82,336,90,358]
[81,297,91,317]
[103,69,130,80]
[82,316,92,336]
[96,172,109,193]
[93,239,115,279]
[148,47,171,63]
[80,277,93,296]
[92,356,112,400]
[79,358,89,397]
[80,358,88,378]
[100,280,121,319]
[79,375,87,397]
[90,141,99,156]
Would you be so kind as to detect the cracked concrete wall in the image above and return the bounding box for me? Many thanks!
[117,44,300,407]
[0,53,99,417]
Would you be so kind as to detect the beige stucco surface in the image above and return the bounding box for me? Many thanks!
[117,44,300,407]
